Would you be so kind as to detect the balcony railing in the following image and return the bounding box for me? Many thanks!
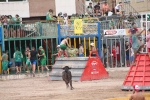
[2,21,58,39]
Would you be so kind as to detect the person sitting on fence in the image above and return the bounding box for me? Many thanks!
[101,1,110,16]
[129,23,145,66]
[86,2,93,16]
[59,36,70,57]
[94,2,101,17]
[46,9,55,21]
[2,51,9,74]
[13,47,23,74]
[78,44,84,57]
[129,85,145,100]
[115,2,122,16]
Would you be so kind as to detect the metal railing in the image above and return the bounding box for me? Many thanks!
[60,23,98,37]
[122,1,139,16]
[2,21,58,39]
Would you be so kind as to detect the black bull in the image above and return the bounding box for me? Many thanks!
[62,66,74,90]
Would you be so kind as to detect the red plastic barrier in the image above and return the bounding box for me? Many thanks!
[122,54,150,90]
[80,51,109,81]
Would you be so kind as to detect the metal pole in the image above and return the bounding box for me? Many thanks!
[97,22,101,57]
[111,39,113,68]
[46,39,48,65]
[51,39,54,64]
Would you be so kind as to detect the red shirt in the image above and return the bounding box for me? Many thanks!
[112,48,116,57]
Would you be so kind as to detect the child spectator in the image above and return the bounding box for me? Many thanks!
[2,51,9,74]
[146,28,150,58]
[78,44,84,57]
[112,45,116,67]
[130,46,134,64]
[86,3,93,15]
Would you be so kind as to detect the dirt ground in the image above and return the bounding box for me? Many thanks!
[0,68,134,100]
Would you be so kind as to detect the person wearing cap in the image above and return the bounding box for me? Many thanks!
[13,47,23,74]
[129,85,145,100]
[38,46,49,73]
[1,51,9,74]
[59,36,70,57]
[102,1,110,16]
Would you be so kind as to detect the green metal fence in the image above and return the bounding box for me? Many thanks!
[2,22,58,74]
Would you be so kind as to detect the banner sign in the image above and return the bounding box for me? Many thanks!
[104,29,126,36]
[74,19,83,34]
[104,28,145,36]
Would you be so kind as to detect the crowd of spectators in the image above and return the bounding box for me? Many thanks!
[0,14,21,38]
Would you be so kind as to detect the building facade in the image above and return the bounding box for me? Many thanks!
[116,0,150,14]
[0,0,85,19]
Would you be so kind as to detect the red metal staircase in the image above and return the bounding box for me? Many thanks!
[121,54,150,90]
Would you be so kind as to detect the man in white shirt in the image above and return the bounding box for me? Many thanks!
[115,2,122,15]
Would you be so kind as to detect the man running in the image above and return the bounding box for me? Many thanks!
[59,36,70,57]
[25,47,31,73]
[38,46,49,73]
[13,47,23,74]
[2,51,9,74]
[30,46,38,77]
[129,85,145,100]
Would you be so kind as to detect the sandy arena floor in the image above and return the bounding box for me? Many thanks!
[0,68,135,100]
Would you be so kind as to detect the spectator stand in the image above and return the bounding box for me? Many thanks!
[58,18,101,57]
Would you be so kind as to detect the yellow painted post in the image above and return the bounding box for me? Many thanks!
[0,46,1,74]
[94,37,96,46]
[79,38,81,44]
[84,38,86,57]
[89,37,91,51]
[74,38,76,48]
[69,38,71,47]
